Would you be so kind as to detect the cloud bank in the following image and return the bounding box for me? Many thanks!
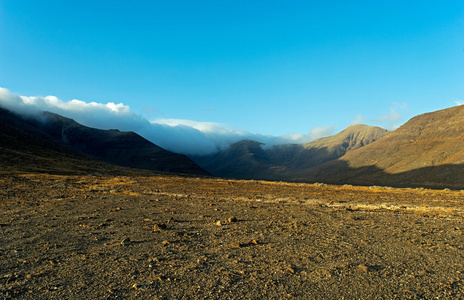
[351,102,411,131]
[0,88,331,156]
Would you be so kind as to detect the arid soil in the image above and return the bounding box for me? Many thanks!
[2,171,464,299]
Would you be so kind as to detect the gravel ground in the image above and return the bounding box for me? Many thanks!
[1,172,464,299]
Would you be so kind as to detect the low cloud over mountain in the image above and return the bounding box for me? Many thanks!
[0,88,334,156]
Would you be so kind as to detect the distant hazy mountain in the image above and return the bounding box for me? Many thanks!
[268,124,388,169]
[0,107,208,175]
[295,105,464,189]
[191,124,388,180]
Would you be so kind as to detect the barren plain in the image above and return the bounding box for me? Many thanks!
[2,169,464,299]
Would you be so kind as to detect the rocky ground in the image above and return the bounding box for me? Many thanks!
[2,170,464,299]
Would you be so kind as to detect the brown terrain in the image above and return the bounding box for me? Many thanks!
[297,105,464,189]
[0,107,207,176]
[192,125,388,181]
[195,105,464,190]
[2,106,464,299]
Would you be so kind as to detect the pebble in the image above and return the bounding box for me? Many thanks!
[231,240,259,248]
[287,267,296,274]
[231,242,243,248]
[358,263,371,273]
[132,283,143,289]
[417,270,427,276]
[153,223,167,231]
[120,238,131,246]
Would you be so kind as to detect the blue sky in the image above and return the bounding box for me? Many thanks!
[1,1,463,153]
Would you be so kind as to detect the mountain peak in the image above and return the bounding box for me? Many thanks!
[304,124,388,153]
[298,105,464,188]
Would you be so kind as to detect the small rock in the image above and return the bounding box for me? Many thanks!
[358,263,371,273]
[287,267,296,274]
[228,217,237,223]
[216,221,223,226]
[161,240,170,246]
[132,283,143,289]
[230,242,244,248]
[417,270,427,276]
[153,223,167,231]
[120,238,131,246]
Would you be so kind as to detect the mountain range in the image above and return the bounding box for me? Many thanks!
[294,105,464,189]
[2,104,464,189]
[0,107,208,175]
[190,124,388,180]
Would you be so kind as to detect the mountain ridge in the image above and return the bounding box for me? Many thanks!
[293,105,464,188]
[0,107,208,175]
[3,103,464,189]
[191,124,388,180]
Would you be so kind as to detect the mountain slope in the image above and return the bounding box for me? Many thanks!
[0,107,208,175]
[296,105,464,188]
[268,125,388,169]
[0,111,118,174]
[191,140,272,179]
[192,125,387,180]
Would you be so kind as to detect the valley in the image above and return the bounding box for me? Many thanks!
[2,103,464,299]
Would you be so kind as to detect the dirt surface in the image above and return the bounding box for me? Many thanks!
[2,171,464,299]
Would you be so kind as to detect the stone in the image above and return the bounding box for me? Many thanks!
[153,223,167,231]
[132,283,143,289]
[120,238,131,246]
[287,267,296,274]
[358,263,371,273]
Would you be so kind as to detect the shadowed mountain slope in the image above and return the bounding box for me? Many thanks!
[0,112,118,174]
[0,107,208,175]
[192,140,272,179]
[192,125,387,180]
[296,105,464,188]
[267,124,388,169]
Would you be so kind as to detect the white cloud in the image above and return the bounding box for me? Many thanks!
[152,118,240,135]
[371,102,412,130]
[373,108,401,123]
[351,114,366,125]
[0,87,325,155]
[392,102,411,112]
[309,125,335,139]
[455,100,464,106]
[18,93,132,116]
